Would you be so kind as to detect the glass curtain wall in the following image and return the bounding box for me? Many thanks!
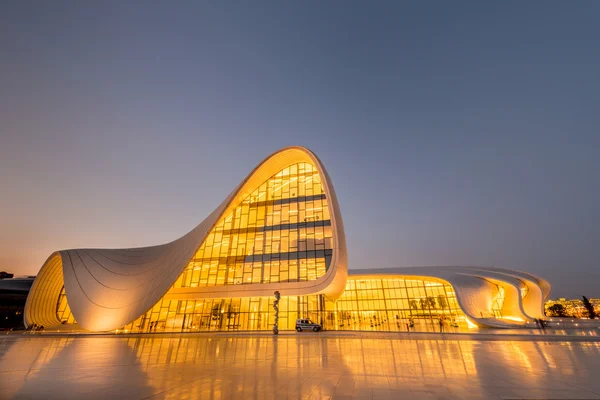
[122,295,324,333]
[173,162,333,288]
[332,278,467,332]
[56,275,471,333]
[491,286,505,318]
[56,287,76,324]
[117,277,467,333]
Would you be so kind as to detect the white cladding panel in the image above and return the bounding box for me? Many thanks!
[25,146,348,331]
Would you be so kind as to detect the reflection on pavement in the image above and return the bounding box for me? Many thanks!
[1,335,600,399]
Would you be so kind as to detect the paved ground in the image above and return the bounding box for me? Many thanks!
[1,331,600,399]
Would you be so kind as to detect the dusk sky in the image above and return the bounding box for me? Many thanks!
[1,2,599,298]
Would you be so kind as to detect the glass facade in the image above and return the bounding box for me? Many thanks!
[56,287,76,324]
[60,276,465,333]
[55,276,468,332]
[491,286,505,318]
[173,162,333,288]
[334,278,467,332]
[120,295,324,333]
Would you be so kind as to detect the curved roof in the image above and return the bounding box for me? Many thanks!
[24,146,348,331]
[23,146,552,332]
[349,266,551,327]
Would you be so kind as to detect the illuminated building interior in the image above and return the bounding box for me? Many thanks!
[491,286,505,318]
[173,162,332,288]
[56,287,75,325]
[24,146,551,332]
[54,276,467,333]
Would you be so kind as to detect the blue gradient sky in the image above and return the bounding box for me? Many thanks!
[1,2,599,297]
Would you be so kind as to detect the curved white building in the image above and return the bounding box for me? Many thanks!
[24,146,550,332]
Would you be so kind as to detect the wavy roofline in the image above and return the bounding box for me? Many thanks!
[25,146,348,331]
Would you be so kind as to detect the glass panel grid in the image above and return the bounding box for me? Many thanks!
[175,162,332,289]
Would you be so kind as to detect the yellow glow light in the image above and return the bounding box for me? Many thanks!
[465,317,478,328]
[273,177,298,193]
[501,316,525,322]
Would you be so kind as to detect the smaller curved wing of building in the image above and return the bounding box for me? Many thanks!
[348,266,551,329]
[24,146,550,332]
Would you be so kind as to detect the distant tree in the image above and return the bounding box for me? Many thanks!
[582,296,597,319]
[427,296,437,309]
[409,300,419,310]
[548,304,567,317]
[419,298,427,310]
[0,271,14,279]
[437,295,448,310]
[211,304,222,320]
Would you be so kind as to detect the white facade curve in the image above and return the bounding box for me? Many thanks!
[24,146,551,332]
[349,266,551,328]
[24,146,348,331]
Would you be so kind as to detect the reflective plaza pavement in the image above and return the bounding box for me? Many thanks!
[1,332,600,399]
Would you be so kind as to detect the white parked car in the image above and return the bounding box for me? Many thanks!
[295,319,322,332]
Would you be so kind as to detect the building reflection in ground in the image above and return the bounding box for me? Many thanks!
[1,335,599,399]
